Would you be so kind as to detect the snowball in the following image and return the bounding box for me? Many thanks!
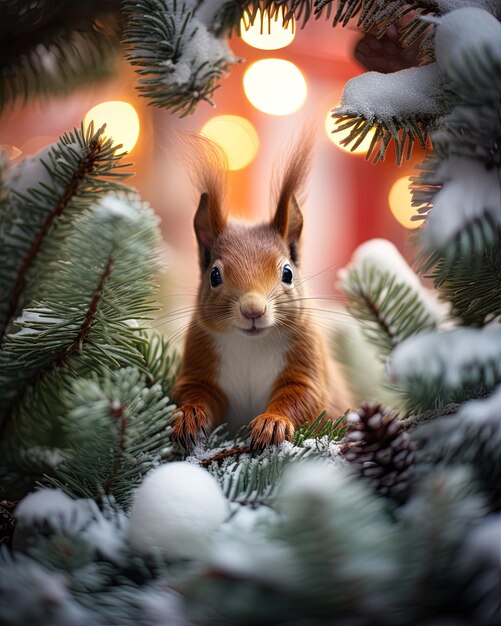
[336,64,443,122]
[338,238,445,322]
[15,489,91,529]
[435,7,501,76]
[128,462,229,559]
[423,157,501,249]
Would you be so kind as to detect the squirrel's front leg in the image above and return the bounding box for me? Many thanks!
[249,382,322,449]
[171,379,226,448]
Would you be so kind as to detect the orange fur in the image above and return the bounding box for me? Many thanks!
[171,132,352,448]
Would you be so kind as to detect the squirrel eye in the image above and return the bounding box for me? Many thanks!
[210,266,222,287]
[282,264,293,285]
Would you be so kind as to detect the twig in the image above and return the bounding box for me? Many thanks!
[201,446,252,467]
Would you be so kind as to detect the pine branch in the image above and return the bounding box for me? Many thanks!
[123,0,238,115]
[45,368,176,507]
[390,326,501,411]
[340,264,439,357]
[137,330,180,395]
[413,152,501,262]
[334,111,431,164]
[422,238,501,326]
[315,0,440,45]
[394,467,486,619]
[0,193,160,426]
[415,386,501,511]
[0,0,122,111]
[333,64,445,164]
[435,6,501,107]
[293,411,346,445]
[0,123,131,338]
[0,548,91,624]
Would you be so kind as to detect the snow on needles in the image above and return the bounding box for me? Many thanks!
[423,157,501,249]
[95,194,142,222]
[456,384,501,424]
[438,1,501,21]
[390,326,501,388]
[435,7,501,77]
[336,64,443,122]
[163,0,237,88]
[338,238,445,322]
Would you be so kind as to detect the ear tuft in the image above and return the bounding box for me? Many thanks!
[177,132,227,271]
[194,192,225,270]
[272,129,314,256]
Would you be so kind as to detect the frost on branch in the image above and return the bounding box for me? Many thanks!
[390,326,501,409]
[339,239,443,356]
[435,6,501,97]
[337,64,443,122]
[418,157,501,250]
[124,0,238,115]
[333,64,445,163]
[438,0,501,17]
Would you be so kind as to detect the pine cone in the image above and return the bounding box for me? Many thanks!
[341,402,415,502]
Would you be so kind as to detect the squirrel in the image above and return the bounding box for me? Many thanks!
[171,134,352,449]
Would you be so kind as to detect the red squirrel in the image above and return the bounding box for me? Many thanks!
[171,135,352,449]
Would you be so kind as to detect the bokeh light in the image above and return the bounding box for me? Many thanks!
[325,111,376,155]
[201,115,259,171]
[388,176,420,230]
[240,6,295,50]
[243,59,307,116]
[84,101,140,153]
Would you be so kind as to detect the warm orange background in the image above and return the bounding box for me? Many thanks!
[0,18,427,307]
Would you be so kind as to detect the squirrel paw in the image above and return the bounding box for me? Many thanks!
[249,413,295,449]
[171,404,209,447]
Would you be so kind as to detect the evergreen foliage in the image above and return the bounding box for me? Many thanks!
[3,1,501,625]
[341,262,438,355]
[0,0,122,111]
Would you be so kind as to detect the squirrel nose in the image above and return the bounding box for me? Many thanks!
[240,293,267,320]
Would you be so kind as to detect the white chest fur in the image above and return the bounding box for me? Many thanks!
[213,329,289,433]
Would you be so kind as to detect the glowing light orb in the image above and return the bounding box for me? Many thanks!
[243,59,307,116]
[201,115,259,171]
[84,101,140,153]
[325,111,376,155]
[388,176,421,230]
[240,6,295,50]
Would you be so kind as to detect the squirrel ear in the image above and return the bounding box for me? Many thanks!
[194,192,225,270]
[272,195,303,263]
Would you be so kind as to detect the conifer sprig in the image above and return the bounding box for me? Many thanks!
[0,193,160,426]
[333,113,431,164]
[0,0,121,111]
[341,264,438,356]
[0,123,131,337]
[123,0,237,115]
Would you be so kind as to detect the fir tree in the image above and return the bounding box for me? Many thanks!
[2,1,501,625]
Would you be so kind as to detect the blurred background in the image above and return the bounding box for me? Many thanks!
[0,9,428,324]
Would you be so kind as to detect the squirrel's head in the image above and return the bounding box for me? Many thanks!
[193,134,312,338]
